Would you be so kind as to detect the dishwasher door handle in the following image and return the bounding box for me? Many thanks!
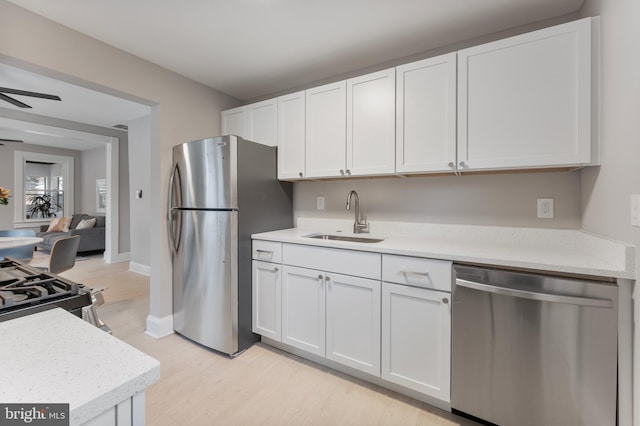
[455,279,614,308]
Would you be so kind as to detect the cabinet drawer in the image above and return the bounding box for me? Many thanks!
[283,244,381,280]
[382,255,452,291]
[252,240,282,263]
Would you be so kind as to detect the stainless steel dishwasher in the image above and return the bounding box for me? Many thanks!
[451,264,618,426]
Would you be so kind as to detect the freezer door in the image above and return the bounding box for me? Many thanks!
[172,209,238,354]
[171,136,235,209]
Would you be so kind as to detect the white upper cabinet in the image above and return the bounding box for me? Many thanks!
[247,99,277,147]
[277,91,306,179]
[305,81,347,178]
[396,53,457,174]
[221,99,277,146]
[457,18,595,171]
[232,18,596,179]
[347,68,396,176]
[221,106,247,139]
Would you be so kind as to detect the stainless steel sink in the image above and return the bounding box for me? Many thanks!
[303,233,384,243]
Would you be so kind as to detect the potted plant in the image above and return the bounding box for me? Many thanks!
[0,187,9,205]
[27,194,61,218]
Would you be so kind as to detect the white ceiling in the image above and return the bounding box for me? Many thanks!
[6,0,584,102]
[1,0,583,150]
[0,62,151,150]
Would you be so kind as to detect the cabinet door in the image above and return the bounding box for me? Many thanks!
[277,91,306,179]
[221,106,247,139]
[252,260,281,341]
[325,273,381,376]
[396,53,457,173]
[305,81,347,178]
[347,68,396,176]
[382,282,451,402]
[247,99,277,147]
[281,265,326,356]
[457,18,593,171]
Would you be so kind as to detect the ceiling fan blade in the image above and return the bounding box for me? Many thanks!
[0,87,61,102]
[0,138,24,143]
[0,93,32,108]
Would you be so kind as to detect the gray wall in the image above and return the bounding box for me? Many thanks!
[295,172,582,229]
[578,0,640,257]
[0,0,239,326]
[577,0,640,417]
[0,142,81,230]
[80,145,107,215]
[128,115,151,268]
[118,136,130,253]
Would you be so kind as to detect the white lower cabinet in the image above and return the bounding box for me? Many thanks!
[252,260,281,341]
[381,282,451,402]
[325,273,380,375]
[281,265,326,356]
[280,265,381,374]
[252,240,452,405]
[83,392,145,426]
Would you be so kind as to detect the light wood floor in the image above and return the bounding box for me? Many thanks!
[60,257,479,426]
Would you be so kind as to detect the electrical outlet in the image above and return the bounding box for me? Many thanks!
[316,196,325,210]
[537,198,554,219]
[631,195,640,227]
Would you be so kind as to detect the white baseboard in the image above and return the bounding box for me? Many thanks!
[145,314,174,339]
[104,251,131,264]
[129,262,151,277]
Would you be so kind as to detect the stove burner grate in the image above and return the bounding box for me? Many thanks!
[0,259,80,309]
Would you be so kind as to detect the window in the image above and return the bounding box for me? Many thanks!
[24,162,65,219]
[13,152,74,226]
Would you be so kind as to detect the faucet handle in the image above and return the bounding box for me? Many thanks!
[357,216,370,233]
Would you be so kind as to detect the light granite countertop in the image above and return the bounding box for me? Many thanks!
[0,308,160,425]
[253,219,636,279]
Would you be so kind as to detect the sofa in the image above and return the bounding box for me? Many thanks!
[37,213,106,254]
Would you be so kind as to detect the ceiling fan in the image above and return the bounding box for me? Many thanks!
[0,87,61,109]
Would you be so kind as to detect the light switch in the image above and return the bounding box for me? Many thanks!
[316,196,325,210]
[136,190,143,199]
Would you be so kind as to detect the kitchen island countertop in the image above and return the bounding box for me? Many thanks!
[0,308,160,425]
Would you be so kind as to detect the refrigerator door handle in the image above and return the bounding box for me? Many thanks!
[168,161,181,255]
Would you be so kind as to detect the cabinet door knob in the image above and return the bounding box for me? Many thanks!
[442,298,449,304]
[325,276,330,282]
[318,274,323,280]
[346,169,351,176]
[273,267,279,272]
[299,172,303,177]
[459,161,466,168]
[448,162,454,168]
[340,169,345,176]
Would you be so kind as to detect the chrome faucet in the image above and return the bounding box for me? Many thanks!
[346,190,369,234]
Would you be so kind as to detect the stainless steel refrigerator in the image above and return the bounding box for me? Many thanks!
[168,135,293,355]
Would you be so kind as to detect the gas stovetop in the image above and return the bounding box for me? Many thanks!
[0,257,92,321]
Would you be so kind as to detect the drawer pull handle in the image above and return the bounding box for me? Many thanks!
[256,249,273,254]
[401,269,430,277]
